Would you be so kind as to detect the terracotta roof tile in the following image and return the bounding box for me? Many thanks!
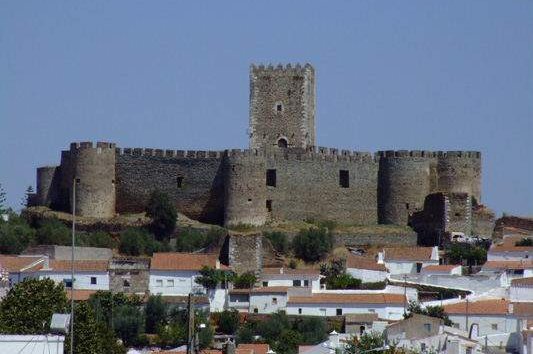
[511,277,533,286]
[45,260,108,272]
[444,299,510,315]
[490,236,533,252]
[0,255,45,272]
[345,313,379,323]
[229,286,291,294]
[287,293,406,305]
[66,289,97,301]
[151,253,221,271]
[482,260,533,270]
[346,255,386,271]
[261,267,320,276]
[512,302,533,317]
[237,344,270,354]
[422,265,461,272]
[383,247,434,261]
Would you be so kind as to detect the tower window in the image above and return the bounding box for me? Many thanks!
[177,176,184,188]
[266,200,272,212]
[275,103,283,112]
[266,169,277,187]
[277,138,288,148]
[339,170,349,188]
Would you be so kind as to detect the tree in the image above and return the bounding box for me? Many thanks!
[294,317,327,344]
[195,266,234,289]
[0,215,36,254]
[21,185,34,208]
[264,231,288,253]
[447,243,487,266]
[175,227,224,252]
[405,301,453,326]
[345,331,385,353]
[65,302,105,354]
[326,273,362,290]
[35,219,70,245]
[274,329,303,354]
[516,238,533,246]
[88,291,143,328]
[0,183,6,214]
[145,190,177,240]
[77,231,117,249]
[292,227,333,262]
[218,309,240,335]
[236,324,254,344]
[118,228,166,256]
[112,305,145,347]
[145,295,167,333]
[233,272,257,289]
[0,278,67,334]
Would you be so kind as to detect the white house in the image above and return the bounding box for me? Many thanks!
[229,286,291,314]
[0,335,64,354]
[286,293,406,320]
[379,247,439,275]
[421,264,462,276]
[37,260,110,291]
[481,260,533,287]
[443,299,527,352]
[510,277,533,302]
[0,255,48,288]
[149,252,227,311]
[345,255,388,283]
[260,267,321,292]
[487,236,533,261]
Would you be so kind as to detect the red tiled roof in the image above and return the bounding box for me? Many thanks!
[229,286,290,294]
[490,236,533,252]
[511,277,533,286]
[287,293,406,305]
[262,267,320,276]
[237,343,270,354]
[422,265,460,272]
[151,253,221,271]
[483,260,533,270]
[444,299,510,315]
[346,255,386,271]
[513,302,533,317]
[45,260,108,272]
[0,255,45,272]
[383,247,433,261]
[66,289,97,301]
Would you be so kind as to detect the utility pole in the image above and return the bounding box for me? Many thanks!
[70,177,78,354]
[465,298,469,332]
[403,275,408,314]
[187,293,195,354]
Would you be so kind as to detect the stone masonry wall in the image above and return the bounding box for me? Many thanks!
[115,149,225,224]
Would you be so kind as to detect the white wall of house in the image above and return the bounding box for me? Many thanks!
[149,270,202,296]
[0,335,64,354]
[38,271,109,290]
[250,293,288,314]
[448,314,521,350]
[260,277,320,292]
[385,260,439,275]
[421,266,462,276]
[510,285,533,302]
[286,303,404,320]
[487,251,532,261]
[208,288,227,312]
[346,268,388,282]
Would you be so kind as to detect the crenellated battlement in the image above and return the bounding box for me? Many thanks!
[376,150,481,159]
[250,63,313,74]
[117,147,224,159]
[69,141,116,151]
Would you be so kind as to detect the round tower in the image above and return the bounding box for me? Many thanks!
[66,142,116,218]
[224,150,267,226]
[378,150,433,225]
[36,166,59,207]
[437,151,481,202]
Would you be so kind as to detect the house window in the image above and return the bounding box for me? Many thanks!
[293,280,302,287]
[339,170,349,188]
[123,279,130,288]
[424,323,432,332]
[359,326,366,335]
[513,269,524,275]
[336,308,343,316]
[303,280,309,287]
[277,138,288,148]
[63,279,73,288]
[272,297,278,305]
[156,279,163,287]
[266,200,272,212]
[262,281,268,287]
[405,203,410,210]
[276,103,283,112]
[491,323,498,330]
[253,308,258,314]
[177,176,184,188]
[298,308,302,314]
[167,279,174,287]
[416,262,423,273]
[90,277,97,285]
[266,169,277,187]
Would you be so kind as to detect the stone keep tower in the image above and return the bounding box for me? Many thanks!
[249,64,316,150]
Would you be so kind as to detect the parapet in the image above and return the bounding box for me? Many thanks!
[69,141,117,151]
[116,147,224,159]
[376,150,481,159]
[250,63,314,75]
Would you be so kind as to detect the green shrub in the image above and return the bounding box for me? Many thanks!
[233,272,257,289]
[35,219,70,245]
[294,317,327,344]
[447,243,487,266]
[145,190,177,240]
[326,273,361,290]
[119,228,167,256]
[145,295,167,334]
[359,281,386,290]
[264,231,289,253]
[218,309,240,335]
[112,305,145,347]
[0,216,35,254]
[77,231,117,249]
[516,238,533,246]
[292,227,333,262]
[175,227,223,252]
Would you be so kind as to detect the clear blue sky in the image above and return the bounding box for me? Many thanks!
[1,1,532,216]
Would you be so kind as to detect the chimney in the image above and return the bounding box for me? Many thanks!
[508,303,514,314]
[377,252,384,264]
[280,267,284,274]
[329,330,339,349]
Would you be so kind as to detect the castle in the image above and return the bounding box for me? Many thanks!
[33,64,487,234]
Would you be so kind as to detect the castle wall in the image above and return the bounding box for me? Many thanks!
[249,64,316,150]
[264,147,378,224]
[59,142,116,218]
[115,148,225,224]
[36,166,60,207]
[377,151,433,225]
[436,151,481,202]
